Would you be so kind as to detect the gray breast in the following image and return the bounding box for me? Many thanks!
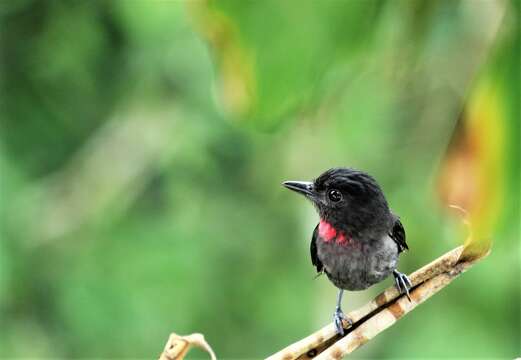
[317,234,399,291]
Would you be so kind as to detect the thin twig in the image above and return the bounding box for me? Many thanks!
[159,333,217,360]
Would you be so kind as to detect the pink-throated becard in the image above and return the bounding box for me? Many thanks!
[283,167,411,335]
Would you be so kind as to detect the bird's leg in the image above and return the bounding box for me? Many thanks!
[332,289,353,336]
[393,269,413,301]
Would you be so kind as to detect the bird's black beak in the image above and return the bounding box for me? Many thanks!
[282,181,316,200]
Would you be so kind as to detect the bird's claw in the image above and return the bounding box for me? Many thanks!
[393,270,413,301]
[333,307,352,336]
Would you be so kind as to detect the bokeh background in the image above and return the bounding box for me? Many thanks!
[0,0,519,359]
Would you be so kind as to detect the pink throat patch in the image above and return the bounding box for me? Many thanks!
[319,219,350,245]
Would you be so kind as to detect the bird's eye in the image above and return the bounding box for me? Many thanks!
[328,189,342,202]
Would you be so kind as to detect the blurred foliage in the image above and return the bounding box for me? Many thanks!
[0,0,519,358]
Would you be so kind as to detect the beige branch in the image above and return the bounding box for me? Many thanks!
[156,245,488,360]
[266,245,489,360]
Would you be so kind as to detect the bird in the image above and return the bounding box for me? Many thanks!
[283,167,411,335]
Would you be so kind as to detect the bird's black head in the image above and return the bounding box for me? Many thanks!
[283,168,392,239]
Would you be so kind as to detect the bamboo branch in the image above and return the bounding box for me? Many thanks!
[266,245,489,360]
[156,205,490,360]
[156,245,489,360]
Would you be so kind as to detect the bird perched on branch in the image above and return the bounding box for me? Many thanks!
[283,167,411,335]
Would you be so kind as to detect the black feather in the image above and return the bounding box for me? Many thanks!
[310,224,323,273]
[390,218,408,253]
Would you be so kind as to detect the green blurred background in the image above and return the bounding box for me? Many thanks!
[0,0,519,358]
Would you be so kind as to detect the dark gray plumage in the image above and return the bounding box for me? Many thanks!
[283,167,411,335]
[315,229,399,290]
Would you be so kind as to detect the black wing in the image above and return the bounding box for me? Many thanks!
[310,224,323,273]
[390,218,408,253]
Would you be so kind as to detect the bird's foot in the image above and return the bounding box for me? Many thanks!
[393,270,413,301]
[333,306,353,336]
